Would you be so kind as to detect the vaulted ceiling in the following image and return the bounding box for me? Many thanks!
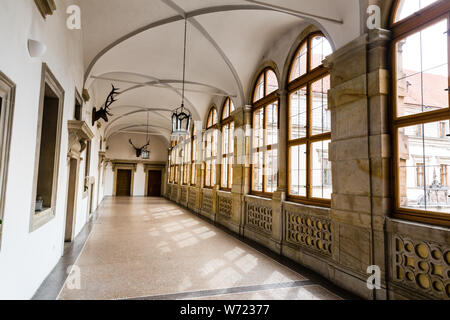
[80,0,361,142]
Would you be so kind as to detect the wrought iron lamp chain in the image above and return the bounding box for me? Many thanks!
[181,18,187,108]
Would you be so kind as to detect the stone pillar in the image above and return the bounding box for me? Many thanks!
[196,129,206,211]
[271,89,288,253]
[231,105,252,235]
[324,29,391,300]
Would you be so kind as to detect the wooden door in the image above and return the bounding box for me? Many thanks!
[147,170,162,197]
[116,169,131,196]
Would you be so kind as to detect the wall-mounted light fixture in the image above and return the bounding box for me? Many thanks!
[27,39,47,58]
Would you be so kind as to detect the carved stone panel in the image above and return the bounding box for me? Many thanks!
[285,211,332,257]
[180,187,187,204]
[202,193,213,213]
[247,203,272,234]
[393,235,449,300]
[170,185,178,201]
[218,196,232,218]
[188,189,197,209]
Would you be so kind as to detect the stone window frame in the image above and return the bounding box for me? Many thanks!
[286,32,332,208]
[34,0,56,19]
[250,67,279,197]
[0,71,16,248]
[204,106,219,189]
[29,63,65,232]
[390,0,450,227]
[220,97,235,191]
[74,89,83,121]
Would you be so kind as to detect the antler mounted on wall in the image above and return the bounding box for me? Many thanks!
[129,139,150,158]
[92,84,119,126]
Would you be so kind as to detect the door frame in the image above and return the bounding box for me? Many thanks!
[113,163,136,196]
[144,163,165,197]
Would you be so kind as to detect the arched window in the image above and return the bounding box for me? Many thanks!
[205,107,218,188]
[190,125,197,186]
[221,98,235,190]
[288,33,332,205]
[251,68,279,195]
[391,0,450,226]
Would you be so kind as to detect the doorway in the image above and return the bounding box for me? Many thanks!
[116,169,132,196]
[147,170,162,197]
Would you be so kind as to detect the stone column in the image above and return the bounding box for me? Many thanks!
[271,89,288,253]
[195,129,206,212]
[231,105,252,235]
[324,29,391,300]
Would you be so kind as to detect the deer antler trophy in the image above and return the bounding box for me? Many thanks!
[92,84,120,126]
[129,139,150,158]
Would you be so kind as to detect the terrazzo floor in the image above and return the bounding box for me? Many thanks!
[57,197,345,300]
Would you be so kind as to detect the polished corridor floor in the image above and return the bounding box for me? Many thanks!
[57,197,346,300]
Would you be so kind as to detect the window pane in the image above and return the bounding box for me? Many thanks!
[266,103,278,146]
[229,156,233,188]
[311,36,332,70]
[396,19,448,117]
[222,156,228,188]
[222,126,229,157]
[398,121,450,214]
[290,43,307,81]
[230,100,235,112]
[311,140,332,199]
[394,0,440,23]
[191,163,196,185]
[311,76,331,135]
[205,160,211,187]
[212,159,216,186]
[265,148,278,193]
[254,74,265,102]
[253,108,264,148]
[229,122,234,154]
[289,88,307,140]
[289,145,307,197]
[252,151,263,192]
[267,70,278,95]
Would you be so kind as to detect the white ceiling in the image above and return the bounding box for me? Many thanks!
[80,0,361,142]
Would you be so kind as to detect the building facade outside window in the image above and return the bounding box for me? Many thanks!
[391,0,450,226]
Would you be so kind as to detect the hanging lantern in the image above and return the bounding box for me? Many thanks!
[171,18,193,136]
[141,147,150,160]
[171,104,192,135]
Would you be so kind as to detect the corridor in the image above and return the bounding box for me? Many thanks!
[56,197,346,300]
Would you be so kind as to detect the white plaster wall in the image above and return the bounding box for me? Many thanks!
[103,133,168,196]
[0,0,103,299]
[106,132,168,162]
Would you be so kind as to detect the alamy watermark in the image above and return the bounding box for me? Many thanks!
[367,265,381,290]
[367,5,381,30]
[66,265,81,290]
[66,5,81,30]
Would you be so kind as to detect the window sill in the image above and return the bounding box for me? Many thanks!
[30,207,55,232]
[286,197,331,209]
